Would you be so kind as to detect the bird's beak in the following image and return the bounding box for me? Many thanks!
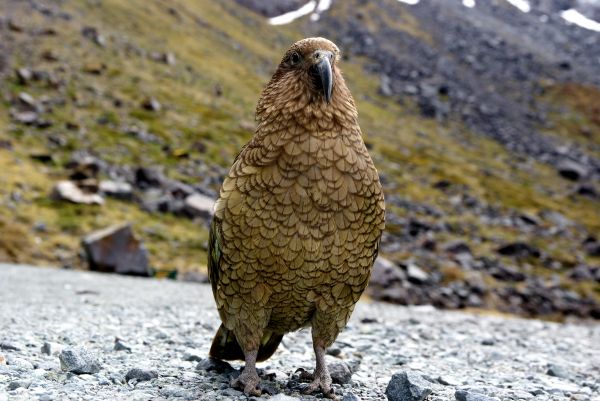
[314,50,333,103]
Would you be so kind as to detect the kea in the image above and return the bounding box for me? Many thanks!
[208,37,385,397]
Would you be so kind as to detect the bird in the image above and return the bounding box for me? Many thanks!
[207,37,385,398]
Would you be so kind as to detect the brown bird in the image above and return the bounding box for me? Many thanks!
[208,37,385,397]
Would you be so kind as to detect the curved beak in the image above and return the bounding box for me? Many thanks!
[314,50,333,103]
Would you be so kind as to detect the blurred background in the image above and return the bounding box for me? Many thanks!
[0,0,599,321]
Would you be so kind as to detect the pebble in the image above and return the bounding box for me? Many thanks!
[41,342,63,356]
[386,371,433,401]
[329,361,353,384]
[342,393,361,401]
[125,368,159,382]
[113,339,132,352]
[546,363,570,379]
[8,379,32,390]
[59,347,101,374]
[455,390,500,401]
[1,341,23,351]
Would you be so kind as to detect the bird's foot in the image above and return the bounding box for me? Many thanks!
[302,370,336,399]
[231,369,261,396]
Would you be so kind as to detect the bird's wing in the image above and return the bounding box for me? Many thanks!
[208,215,223,295]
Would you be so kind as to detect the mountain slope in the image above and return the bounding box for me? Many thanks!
[0,0,599,318]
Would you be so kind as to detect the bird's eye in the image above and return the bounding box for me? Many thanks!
[289,52,301,65]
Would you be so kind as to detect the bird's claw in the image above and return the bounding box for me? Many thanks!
[302,372,336,399]
[231,370,261,396]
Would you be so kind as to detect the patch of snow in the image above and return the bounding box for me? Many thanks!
[561,8,600,32]
[310,0,332,22]
[268,1,316,25]
[397,0,420,5]
[505,0,531,13]
[463,0,476,8]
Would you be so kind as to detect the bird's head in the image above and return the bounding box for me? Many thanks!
[278,37,339,104]
[257,37,353,124]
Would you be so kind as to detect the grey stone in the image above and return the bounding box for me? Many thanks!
[183,193,215,219]
[406,264,429,284]
[546,364,569,379]
[0,341,22,351]
[343,393,361,401]
[99,181,133,200]
[59,347,101,374]
[125,367,158,382]
[113,339,131,352]
[196,358,234,373]
[455,390,500,401]
[41,342,63,356]
[51,181,104,205]
[329,361,353,384]
[82,223,151,276]
[183,350,203,362]
[8,380,31,390]
[386,371,433,401]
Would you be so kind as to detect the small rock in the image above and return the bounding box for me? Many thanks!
[16,67,33,84]
[455,390,500,401]
[82,223,151,276]
[12,111,39,124]
[0,341,22,351]
[99,180,133,200]
[7,357,34,369]
[0,354,5,365]
[342,393,361,401]
[329,361,353,384]
[141,97,161,112]
[51,181,104,205]
[386,371,433,401]
[496,242,540,258]
[268,395,297,401]
[196,358,234,374]
[8,380,31,390]
[183,350,203,362]
[183,193,215,219]
[59,347,101,374]
[81,26,106,46]
[546,363,569,379]
[557,160,588,181]
[125,367,158,382]
[113,339,132,352]
[444,241,472,255]
[406,264,429,284]
[41,342,63,356]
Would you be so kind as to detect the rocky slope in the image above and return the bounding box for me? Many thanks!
[0,0,599,319]
[1,264,599,401]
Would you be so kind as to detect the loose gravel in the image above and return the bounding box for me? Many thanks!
[0,264,599,401]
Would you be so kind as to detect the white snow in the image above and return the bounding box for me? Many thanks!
[397,0,420,5]
[463,0,476,8]
[505,0,531,13]
[310,0,332,22]
[268,1,316,25]
[561,8,600,32]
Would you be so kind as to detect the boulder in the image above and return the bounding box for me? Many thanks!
[82,223,151,276]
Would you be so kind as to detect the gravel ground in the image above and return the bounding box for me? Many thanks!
[0,263,599,401]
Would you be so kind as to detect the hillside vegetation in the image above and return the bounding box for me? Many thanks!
[1,0,599,319]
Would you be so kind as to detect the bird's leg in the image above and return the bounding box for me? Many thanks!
[231,349,261,396]
[303,339,336,399]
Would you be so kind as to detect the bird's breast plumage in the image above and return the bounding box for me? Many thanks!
[212,110,384,334]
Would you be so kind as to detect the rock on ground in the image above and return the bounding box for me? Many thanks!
[0,263,599,401]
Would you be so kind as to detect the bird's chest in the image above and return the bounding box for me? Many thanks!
[273,133,367,212]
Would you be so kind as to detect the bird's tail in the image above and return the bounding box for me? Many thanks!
[209,324,283,362]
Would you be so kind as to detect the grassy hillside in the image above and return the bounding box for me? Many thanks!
[1,0,598,318]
